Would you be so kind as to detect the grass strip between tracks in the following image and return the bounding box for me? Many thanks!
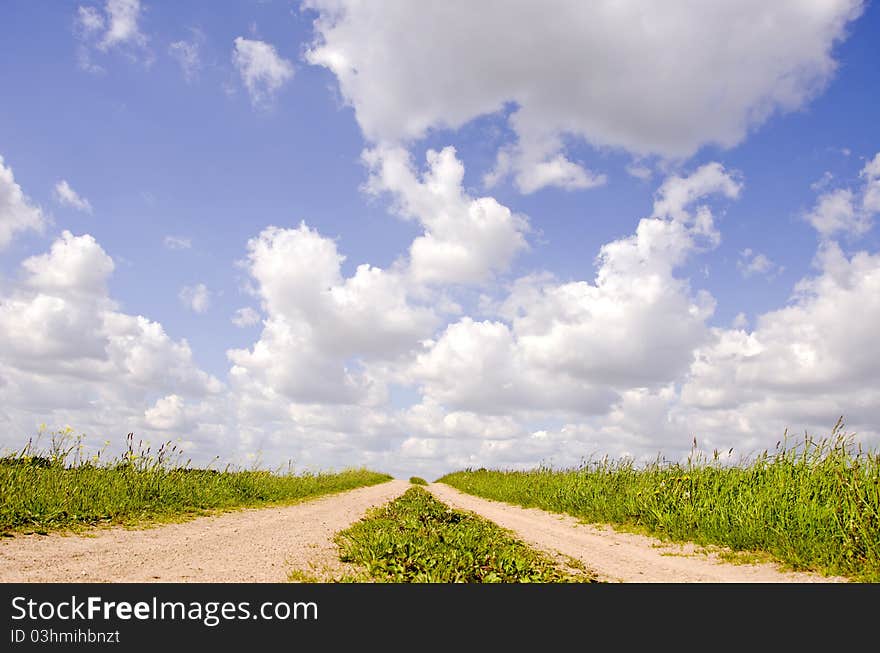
[332,486,595,583]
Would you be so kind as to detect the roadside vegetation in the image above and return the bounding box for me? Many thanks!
[438,420,880,582]
[334,486,594,582]
[408,476,428,485]
[0,429,392,534]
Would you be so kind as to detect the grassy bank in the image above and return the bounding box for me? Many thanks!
[0,431,392,534]
[334,486,593,582]
[438,424,880,582]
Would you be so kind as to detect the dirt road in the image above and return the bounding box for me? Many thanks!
[0,480,409,583]
[0,479,848,582]
[428,483,848,583]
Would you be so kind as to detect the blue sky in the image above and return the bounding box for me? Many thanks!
[1,1,879,478]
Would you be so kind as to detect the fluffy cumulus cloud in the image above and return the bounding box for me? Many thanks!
[0,231,223,455]
[232,37,294,108]
[364,146,529,285]
[22,231,114,296]
[678,240,880,451]
[402,218,880,473]
[53,180,92,213]
[0,155,45,249]
[225,152,880,477]
[805,153,880,238]
[805,189,868,238]
[5,153,880,478]
[210,147,532,470]
[305,0,863,192]
[411,317,615,415]
[227,222,438,406]
[410,163,739,419]
[144,394,188,431]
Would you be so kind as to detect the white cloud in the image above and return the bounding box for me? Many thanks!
[402,399,527,442]
[363,146,530,285]
[231,307,261,328]
[53,180,92,213]
[0,154,45,249]
[163,235,192,250]
[99,0,146,50]
[861,152,880,213]
[306,0,862,192]
[169,33,202,83]
[652,162,742,224]
[626,163,654,181]
[144,394,188,431]
[232,37,294,108]
[484,139,608,194]
[210,161,756,477]
[402,228,880,476]
[805,155,879,238]
[805,189,865,238]
[412,318,614,415]
[227,222,437,405]
[75,0,150,70]
[810,170,835,191]
[179,283,211,314]
[738,248,783,279]
[23,231,114,297]
[76,6,104,34]
[681,241,880,437]
[0,232,223,456]
[411,163,739,419]
[6,152,880,479]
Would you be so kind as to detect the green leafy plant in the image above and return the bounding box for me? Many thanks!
[334,487,595,583]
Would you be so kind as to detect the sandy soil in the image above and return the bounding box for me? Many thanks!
[0,480,409,583]
[428,483,848,583]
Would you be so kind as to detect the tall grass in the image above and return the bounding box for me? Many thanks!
[0,429,392,534]
[439,420,880,582]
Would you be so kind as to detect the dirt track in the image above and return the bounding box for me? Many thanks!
[0,479,848,583]
[0,480,409,583]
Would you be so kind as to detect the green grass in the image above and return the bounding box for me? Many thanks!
[0,429,392,534]
[334,486,595,582]
[408,476,428,486]
[438,420,880,582]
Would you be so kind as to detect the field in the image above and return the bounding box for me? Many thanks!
[439,423,880,582]
[0,430,391,534]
